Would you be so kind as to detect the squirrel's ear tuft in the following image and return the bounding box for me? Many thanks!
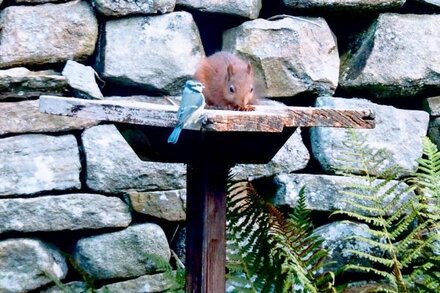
[227,64,234,81]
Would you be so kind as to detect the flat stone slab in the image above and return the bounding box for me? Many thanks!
[91,0,176,16]
[0,194,131,233]
[128,189,186,221]
[73,223,171,280]
[62,60,104,100]
[176,0,262,19]
[0,68,69,100]
[0,238,67,293]
[274,173,415,215]
[82,124,186,193]
[424,96,440,116]
[100,11,204,95]
[311,97,429,177]
[97,273,173,292]
[282,0,405,9]
[0,1,98,68]
[0,99,99,136]
[340,14,440,97]
[223,16,340,98]
[0,134,81,196]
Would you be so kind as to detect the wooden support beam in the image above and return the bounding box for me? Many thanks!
[39,96,375,132]
[186,163,229,293]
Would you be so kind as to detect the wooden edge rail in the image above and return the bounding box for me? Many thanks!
[39,95,375,132]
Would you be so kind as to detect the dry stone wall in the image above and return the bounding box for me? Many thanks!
[0,0,438,292]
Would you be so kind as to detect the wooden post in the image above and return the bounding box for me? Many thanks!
[186,162,229,293]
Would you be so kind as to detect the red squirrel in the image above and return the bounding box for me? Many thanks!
[194,51,257,111]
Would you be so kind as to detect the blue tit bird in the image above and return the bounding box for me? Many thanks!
[167,80,206,144]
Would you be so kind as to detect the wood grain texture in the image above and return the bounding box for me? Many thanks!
[40,96,375,132]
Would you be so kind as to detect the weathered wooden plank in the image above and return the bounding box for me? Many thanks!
[285,107,375,128]
[40,95,178,128]
[39,96,375,132]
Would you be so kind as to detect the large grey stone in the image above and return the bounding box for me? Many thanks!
[0,68,69,100]
[176,0,262,19]
[310,97,430,177]
[0,1,98,69]
[340,14,440,97]
[0,134,81,196]
[313,221,382,273]
[101,12,204,95]
[231,128,309,180]
[73,223,171,280]
[274,173,415,215]
[0,99,99,136]
[97,273,173,292]
[0,239,67,293]
[83,124,186,193]
[223,16,339,98]
[424,96,440,116]
[282,0,404,9]
[128,189,186,221]
[62,60,103,100]
[92,0,176,16]
[0,194,131,233]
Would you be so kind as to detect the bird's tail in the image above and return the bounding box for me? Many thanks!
[167,125,183,144]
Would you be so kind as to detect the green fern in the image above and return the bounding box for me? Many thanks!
[407,137,440,292]
[332,130,437,293]
[226,180,335,292]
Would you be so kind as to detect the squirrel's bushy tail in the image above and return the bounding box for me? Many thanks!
[167,125,183,144]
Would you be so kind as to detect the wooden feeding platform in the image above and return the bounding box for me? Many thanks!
[39,95,375,293]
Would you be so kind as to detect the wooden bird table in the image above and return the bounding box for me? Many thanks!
[39,96,374,293]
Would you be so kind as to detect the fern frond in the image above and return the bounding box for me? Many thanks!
[343,264,396,283]
[345,249,396,268]
[227,181,335,292]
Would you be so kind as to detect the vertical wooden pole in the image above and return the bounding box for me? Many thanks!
[186,162,229,293]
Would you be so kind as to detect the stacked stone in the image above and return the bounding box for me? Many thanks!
[0,0,438,292]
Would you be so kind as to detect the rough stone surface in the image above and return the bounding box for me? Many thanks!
[424,96,440,116]
[313,221,382,273]
[97,273,173,292]
[0,134,81,196]
[274,173,415,215]
[0,1,98,69]
[231,128,309,180]
[0,99,99,136]
[176,0,262,19]
[73,223,171,280]
[0,68,69,99]
[0,194,131,233]
[128,189,186,221]
[282,0,404,9]
[39,281,87,293]
[0,239,68,293]
[223,17,339,98]
[310,97,430,177]
[92,0,176,16]
[83,124,186,193]
[340,14,440,98]
[13,0,70,3]
[62,60,103,100]
[101,11,204,95]
[428,118,440,150]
